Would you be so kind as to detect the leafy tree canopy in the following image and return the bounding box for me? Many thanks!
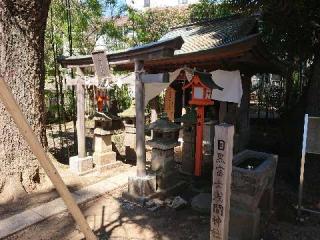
[226,0,320,65]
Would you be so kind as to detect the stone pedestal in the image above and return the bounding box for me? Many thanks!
[181,122,196,175]
[124,123,137,161]
[229,206,260,240]
[124,175,156,203]
[147,114,181,191]
[230,150,278,240]
[202,120,217,176]
[69,155,94,175]
[181,120,218,176]
[151,146,178,191]
[93,128,117,173]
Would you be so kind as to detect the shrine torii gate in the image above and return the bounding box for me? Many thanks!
[59,36,184,196]
[0,36,183,240]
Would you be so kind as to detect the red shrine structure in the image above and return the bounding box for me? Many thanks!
[183,71,223,176]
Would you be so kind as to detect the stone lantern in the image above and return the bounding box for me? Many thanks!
[176,107,218,176]
[119,101,138,161]
[175,107,197,175]
[147,113,181,191]
[93,112,117,173]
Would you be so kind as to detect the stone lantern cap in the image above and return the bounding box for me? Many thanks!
[148,113,181,133]
[175,107,197,124]
[119,101,136,119]
[119,100,147,119]
[93,111,112,121]
[93,112,119,133]
[147,113,181,150]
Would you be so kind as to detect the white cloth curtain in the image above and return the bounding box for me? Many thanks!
[113,68,243,105]
[144,67,193,104]
[211,70,243,105]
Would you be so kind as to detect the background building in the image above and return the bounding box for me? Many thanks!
[126,0,199,10]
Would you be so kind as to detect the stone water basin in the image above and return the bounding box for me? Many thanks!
[231,150,278,210]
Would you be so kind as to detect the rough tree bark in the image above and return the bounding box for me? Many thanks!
[0,0,50,202]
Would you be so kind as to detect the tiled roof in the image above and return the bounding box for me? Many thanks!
[161,15,258,55]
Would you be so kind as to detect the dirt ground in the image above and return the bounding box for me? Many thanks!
[5,177,320,240]
[6,185,210,240]
[0,122,134,221]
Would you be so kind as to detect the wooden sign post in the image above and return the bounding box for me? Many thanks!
[92,50,111,85]
[0,78,97,240]
[210,123,234,240]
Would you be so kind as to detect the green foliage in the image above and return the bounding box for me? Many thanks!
[226,0,320,65]
[108,84,132,113]
[64,89,76,119]
[190,0,233,22]
[225,0,320,111]
[45,0,127,75]
[126,6,191,45]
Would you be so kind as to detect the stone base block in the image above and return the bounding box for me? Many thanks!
[259,187,274,215]
[151,148,174,172]
[229,207,260,240]
[156,171,178,191]
[127,175,156,200]
[94,134,112,153]
[69,156,93,175]
[202,153,213,176]
[97,161,122,174]
[181,142,195,175]
[93,151,116,166]
[124,133,136,147]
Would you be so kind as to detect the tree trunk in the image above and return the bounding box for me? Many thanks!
[0,0,50,201]
[307,57,320,116]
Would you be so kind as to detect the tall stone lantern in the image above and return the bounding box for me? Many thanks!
[93,112,117,173]
[119,101,138,162]
[175,107,197,175]
[147,113,181,191]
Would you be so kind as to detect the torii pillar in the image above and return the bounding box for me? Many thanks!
[69,67,94,175]
[127,59,157,200]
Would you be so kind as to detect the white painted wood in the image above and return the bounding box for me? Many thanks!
[0,78,97,240]
[210,123,234,240]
